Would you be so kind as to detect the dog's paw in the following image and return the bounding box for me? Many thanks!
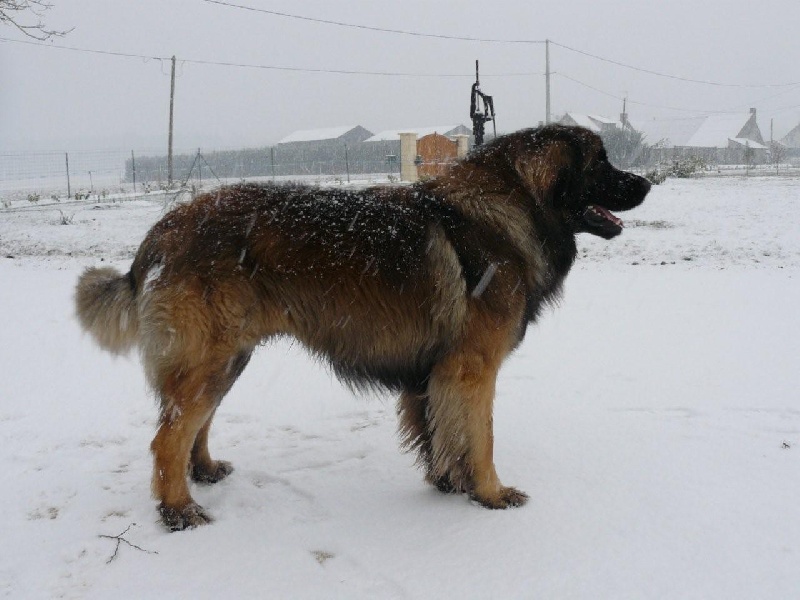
[191,460,234,484]
[158,502,213,531]
[471,486,529,509]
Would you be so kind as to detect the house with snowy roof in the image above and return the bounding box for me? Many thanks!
[558,113,623,134]
[681,109,765,149]
[277,125,373,146]
[671,109,767,164]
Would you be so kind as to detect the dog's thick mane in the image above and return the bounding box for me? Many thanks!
[423,127,585,323]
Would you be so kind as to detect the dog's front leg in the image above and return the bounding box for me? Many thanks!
[426,344,528,509]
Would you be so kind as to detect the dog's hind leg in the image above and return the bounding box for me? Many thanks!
[398,390,461,494]
[190,350,253,484]
[397,390,427,457]
[150,348,253,531]
[189,408,233,484]
[150,369,219,531]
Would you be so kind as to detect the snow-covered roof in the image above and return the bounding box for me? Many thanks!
[780,122,800,148]
[587,115,617,125]
[560,114,604,132]
[729,138,767,150]
[632,117,706,148]
[278,126,361,144]
[684,114,752,148]
[364,125,469,142]
[559,113,625,134]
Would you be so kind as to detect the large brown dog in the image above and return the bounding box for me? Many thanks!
[75,125,650,530]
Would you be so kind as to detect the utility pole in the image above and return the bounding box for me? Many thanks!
[65,153,71,199]
[168,55,176,187]
[545,39,551,124]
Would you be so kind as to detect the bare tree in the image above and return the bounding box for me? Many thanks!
[769,141,787,175]
[743,141,755,175]
[599,126,647,169]
[0,0,68,41]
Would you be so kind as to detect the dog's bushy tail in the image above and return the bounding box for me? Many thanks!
[75,267,139,355]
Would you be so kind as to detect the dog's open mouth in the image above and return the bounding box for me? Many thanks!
[582,205,624,239]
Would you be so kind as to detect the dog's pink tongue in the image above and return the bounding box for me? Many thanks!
[591,205,623,227]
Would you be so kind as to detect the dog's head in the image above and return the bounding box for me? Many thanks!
[486,125,651,239]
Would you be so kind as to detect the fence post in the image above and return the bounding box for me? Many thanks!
[65,153,71,199]
[131,150,137,193]
[167,55,176,187]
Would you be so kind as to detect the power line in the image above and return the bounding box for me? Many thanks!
[0,34,163,62]
[551,40,800,88]
[0,35,542,77]
[180,56,541,77]
[555,73,728,115]
[201,1,800,89]
[6,18,800,100]
[723,84,800,113]
[557,71,800,117]
[6,31,794,117]
[769,100,800,115]
[200,0,546,44]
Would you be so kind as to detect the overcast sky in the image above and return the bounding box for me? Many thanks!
[2,0,799,152]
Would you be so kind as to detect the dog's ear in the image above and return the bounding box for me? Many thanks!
[514,140,582,205]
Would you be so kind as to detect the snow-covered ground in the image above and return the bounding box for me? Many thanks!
[1,176,798,599]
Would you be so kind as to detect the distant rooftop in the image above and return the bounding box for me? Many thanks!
[559,113,620,133]
[683,114,754,148]
[633,117,706,148]
[364,125,471,142]
[277,126,365,144]
[782,122,800,148]
[729,137,767,150]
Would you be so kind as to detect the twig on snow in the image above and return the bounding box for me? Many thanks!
[99,523,158,564]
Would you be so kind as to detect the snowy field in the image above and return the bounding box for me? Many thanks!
[1,176,799,598]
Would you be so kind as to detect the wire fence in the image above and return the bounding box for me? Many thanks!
[0,143,405,205]
[0,150,135,203]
